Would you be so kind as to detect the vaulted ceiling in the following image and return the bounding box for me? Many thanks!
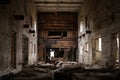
[33,0,83,12]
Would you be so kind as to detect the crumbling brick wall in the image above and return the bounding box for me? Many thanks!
[0,0,37,76]
[78,0,120,67]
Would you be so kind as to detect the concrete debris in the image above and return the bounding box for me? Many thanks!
[72,71,120,80]
[2,65,53,80]
[56,61,63,68]
[37,63,56,70]
[62,62,82,68]
[85,64,102,69]
[114,63,120,69]
[55,61,82,68]
[72,73,99,80]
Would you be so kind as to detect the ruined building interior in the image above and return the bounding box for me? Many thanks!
[1,0,120,80]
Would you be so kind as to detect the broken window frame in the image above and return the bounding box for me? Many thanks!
[48,31,61,36]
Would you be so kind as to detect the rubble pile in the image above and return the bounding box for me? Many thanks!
[0,64,53,80]
[72,71,120,80]
[1,61,120,80]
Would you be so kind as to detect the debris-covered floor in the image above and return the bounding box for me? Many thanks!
[1,61,120,80]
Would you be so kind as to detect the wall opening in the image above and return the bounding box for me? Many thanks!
[46,48,64,62]
[48,31,67,38]
[67,48,76,61]
[11,32,16,68]
[63,31,67,37]
[50,49,55,58]
[99,38,102,51]
[86,43,89,52]
[116,34,119,62]
[48,31,61,36]
[22,35,29,67]
[80,21,84,33]
[85,42,89,64]
[110,33,120,66]
[94,37,102,64]
[95,38,102,52]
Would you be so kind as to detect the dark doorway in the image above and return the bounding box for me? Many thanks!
[11,32,16,68]
[22,35,29,67]
[110,33,120,66]
[67,48,76,61]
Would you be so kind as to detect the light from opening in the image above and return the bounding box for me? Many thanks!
[80,21,83,32]
[86,43,89,51]
[116,37,119,62]
[99,38,102,51]
[117,38,119,49]
[50,49,54,58]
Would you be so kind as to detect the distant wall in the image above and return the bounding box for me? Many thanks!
[38,12,78,61]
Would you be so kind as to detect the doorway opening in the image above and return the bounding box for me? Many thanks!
[22,35,29,67]
[67,48,76,61]
[11,32,16,68]
[94,37,102,64]
[110,33,120,66]
[50,49,55,60]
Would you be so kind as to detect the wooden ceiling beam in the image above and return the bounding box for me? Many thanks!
[34,1,83,5]
[38,25,77,29]
[38,28,77,31]
[35,5,81,8]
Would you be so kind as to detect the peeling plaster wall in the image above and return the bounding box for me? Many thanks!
[78,0,120,67]
[78,16,92,64]
[0,0,37,76]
